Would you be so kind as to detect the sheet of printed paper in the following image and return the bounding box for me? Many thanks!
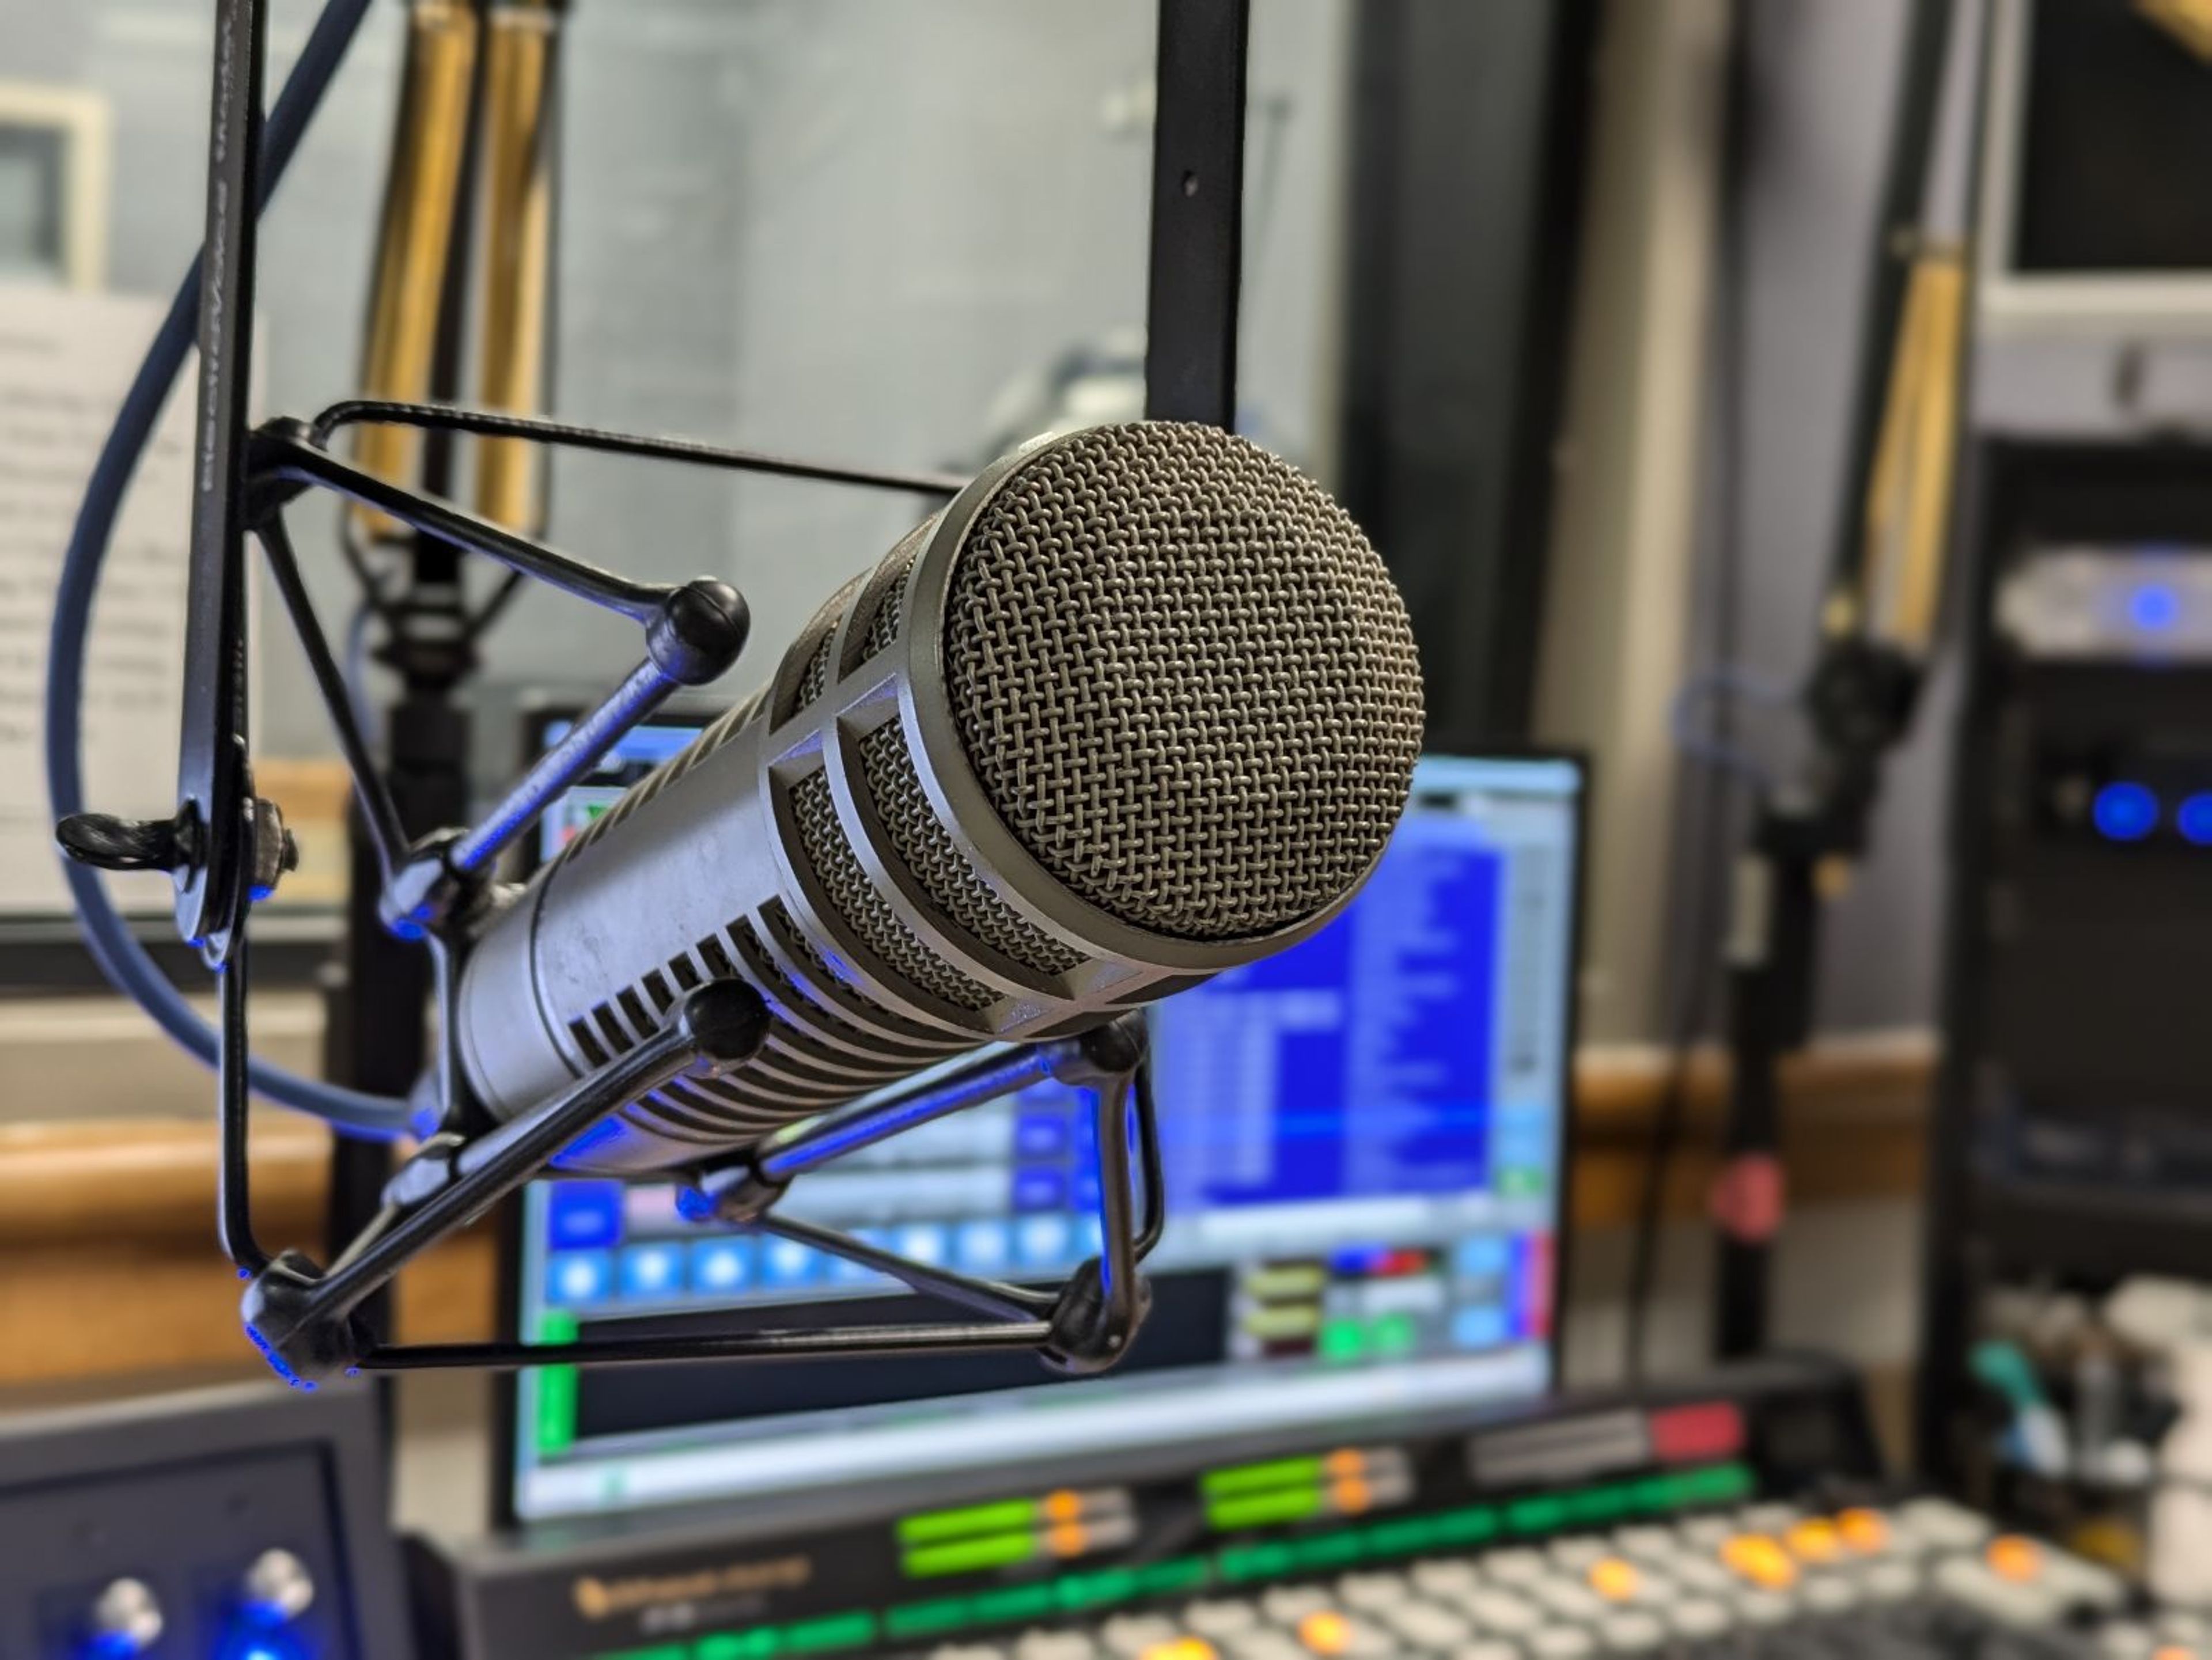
[0,284,251,918]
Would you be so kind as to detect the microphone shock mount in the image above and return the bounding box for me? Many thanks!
[55,0,1168,1386]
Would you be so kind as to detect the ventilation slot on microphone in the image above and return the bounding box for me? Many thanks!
[592,1003,634,1060]
[717,923,929,1077]
[799,637,834,708]
[857,723,1085,979]
[640,1103,732,1144]
[564,1003,727,1139]
[658,1079,730,1116]
[696,929,742,983]
[858,555,915,662]
[740,913,954,1057]
[587,920,959,1120]
[790,773,998,1013]
[569,1018,610,1068]
[719,923,857,1044]
[643,1080,745,1136]
[658,1074,796,1134]
[560,901,963,1143]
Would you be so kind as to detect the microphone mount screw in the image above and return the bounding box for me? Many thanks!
[245,794,300,902]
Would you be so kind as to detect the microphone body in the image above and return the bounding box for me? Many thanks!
[456,423,1423,1175]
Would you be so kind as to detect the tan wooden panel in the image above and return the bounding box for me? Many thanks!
[0,1035,1933,1385]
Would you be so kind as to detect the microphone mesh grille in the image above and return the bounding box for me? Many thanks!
[943,423,1423,941]
[799,638,834,708]
[858,723,1086,978]
[862,557,916,660]
[790,772,999,1013]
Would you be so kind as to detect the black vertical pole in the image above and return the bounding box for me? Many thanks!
[1144,0,1249,428]
[175,0,268,965]
[1710,0,1963,1363]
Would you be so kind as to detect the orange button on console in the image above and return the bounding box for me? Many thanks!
[1721,1534,1800,1590]
[1588,1558,1642,1602]
[1298,1612,1353,1656]
[1837,1509,1889,1554]
[1786,1519,1842,1563]
[1044,1490,1085,1523]
[1986,1537,2043,1585]
[1139,1642,1217,1660]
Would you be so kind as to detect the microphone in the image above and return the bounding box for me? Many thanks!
[456,421,1424,1175]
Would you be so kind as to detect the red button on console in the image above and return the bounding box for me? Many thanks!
[1647,1401,1747,1465]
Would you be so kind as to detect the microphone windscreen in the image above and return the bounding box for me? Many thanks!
[457,422,1423,1173]
[941,422,1425,941]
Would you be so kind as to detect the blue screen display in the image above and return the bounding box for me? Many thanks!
[1154,809,1507,1208]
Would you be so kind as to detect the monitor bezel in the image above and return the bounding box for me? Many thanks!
[1978,0,2212,338]
[488,719,1588,1536]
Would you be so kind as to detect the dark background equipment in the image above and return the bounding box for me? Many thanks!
[2008,0,2212,277]
[0,1382,412,1659]
[1918,438,2212,1496]
[1915,0,2212,1537]
[1335,0,1599,746]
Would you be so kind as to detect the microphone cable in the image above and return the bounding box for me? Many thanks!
[43,0,412,1138]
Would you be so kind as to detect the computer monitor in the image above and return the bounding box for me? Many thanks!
[1979,0,2212,335]
[498,717,1584,1526]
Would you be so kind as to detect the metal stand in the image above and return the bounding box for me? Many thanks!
[1145,0,1248,426]
[67,396,1148,1385]
[1708,0,1978,1359]
[52,0,1241,1388]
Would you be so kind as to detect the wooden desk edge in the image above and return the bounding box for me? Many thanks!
[0,1033,1934,1386]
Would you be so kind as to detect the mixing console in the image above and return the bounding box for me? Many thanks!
[419,1359,2207,1659]
[896,1497,2195,1660]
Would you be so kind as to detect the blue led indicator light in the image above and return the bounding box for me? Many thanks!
[212,1621,303,1660]
[2093,782,2160,842]
[2179,794,2212,846]
[2130,583,2182,633]
[2130,583,2181,631]
[222,1642,296,1660]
